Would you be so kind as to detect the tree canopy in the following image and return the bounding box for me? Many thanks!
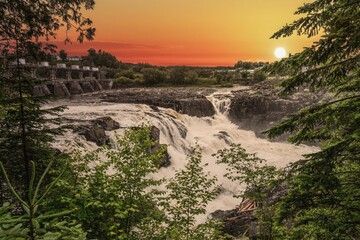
[265,0,360,238]
[0,0,95,44]
[82,48,120,68]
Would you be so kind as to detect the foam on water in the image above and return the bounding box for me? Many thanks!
[53,88,317,223]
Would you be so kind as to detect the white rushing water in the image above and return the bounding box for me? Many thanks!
[53,87,317,223]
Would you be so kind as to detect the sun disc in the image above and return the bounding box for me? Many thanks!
[274,47,286,59]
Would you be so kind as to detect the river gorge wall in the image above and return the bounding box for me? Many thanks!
[88,80,324,138]
[228,80,324,138]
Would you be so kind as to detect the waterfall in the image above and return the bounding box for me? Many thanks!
[52,87,317,223]
[207,93,232,115]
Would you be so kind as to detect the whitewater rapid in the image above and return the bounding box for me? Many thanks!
[52,87,317,223]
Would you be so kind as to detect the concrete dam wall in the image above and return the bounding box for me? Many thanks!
[33,79,113,97]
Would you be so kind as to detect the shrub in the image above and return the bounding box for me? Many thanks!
[112,76,135,88]
[253,70,267,82]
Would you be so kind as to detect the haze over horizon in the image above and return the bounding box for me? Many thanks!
[59,0,315,66]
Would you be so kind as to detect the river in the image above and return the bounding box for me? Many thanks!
[50,86,317,222]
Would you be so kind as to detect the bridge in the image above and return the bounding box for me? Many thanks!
[11,60,113,98]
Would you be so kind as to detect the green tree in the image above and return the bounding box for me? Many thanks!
[0,0,95,203]
[234,61,252,70]
[159,146,223,240]
[83,49,120,68]
[118,69,136,79]
[215,72,231,84]
[264,0,360,239]
[240,71,249,79]
[64,126,166,240]
[141,68,166,85]
[215,144,284,239]
[59,50,68,61]
[169,67,186,85]
[184,70,198,84]
[0,161,86,240]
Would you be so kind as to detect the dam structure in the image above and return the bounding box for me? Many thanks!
[11,60,113,97]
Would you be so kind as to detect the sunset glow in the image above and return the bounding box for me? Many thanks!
[58,0,315,66]
[274,47,287,59]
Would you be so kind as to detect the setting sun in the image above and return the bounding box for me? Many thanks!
[274,47,287,59]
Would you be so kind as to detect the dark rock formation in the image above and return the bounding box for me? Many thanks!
[212,209,257,238]
[212,183,290,239]
[228,79,325,138]
[91,80,104,91]
[173,96,215,117]
[74,117,120,146]
[91,117,120,131]
[101,88,216,117]
[151,144,171,168]
[149,126,171,168]
[77,124,109,146]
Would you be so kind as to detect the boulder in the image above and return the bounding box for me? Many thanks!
[76,124,109,146]
[91,116,120,131]
[212,183,290,239]
[212,209,257,238]
[74,117,120,146]
[151,144,171,168]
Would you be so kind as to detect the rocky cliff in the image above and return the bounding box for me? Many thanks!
[228,79,325,138]
[101,88,216,117]
[60,81,325,140]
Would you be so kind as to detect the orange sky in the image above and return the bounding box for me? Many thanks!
[58,0,316,66]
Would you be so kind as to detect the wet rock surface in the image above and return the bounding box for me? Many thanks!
[212,183,289,239]
[59,81,326,141]
[76,124,109,146]
[228,79,326,138]
[69,119,171,167]
[100,88,216,117]
[212,209,257,238]
[91,116,120,131]
[72,116,121,146]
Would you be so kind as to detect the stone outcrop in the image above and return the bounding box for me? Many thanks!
[92,117,120,131]
[228,79,325,138]
[74,117,120,146]
[77,124,109,146]
[102,88,216,117]
[70,119,170,168]
[68,81,84,95]
[212,209,257,238]
[212,183,290,239]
